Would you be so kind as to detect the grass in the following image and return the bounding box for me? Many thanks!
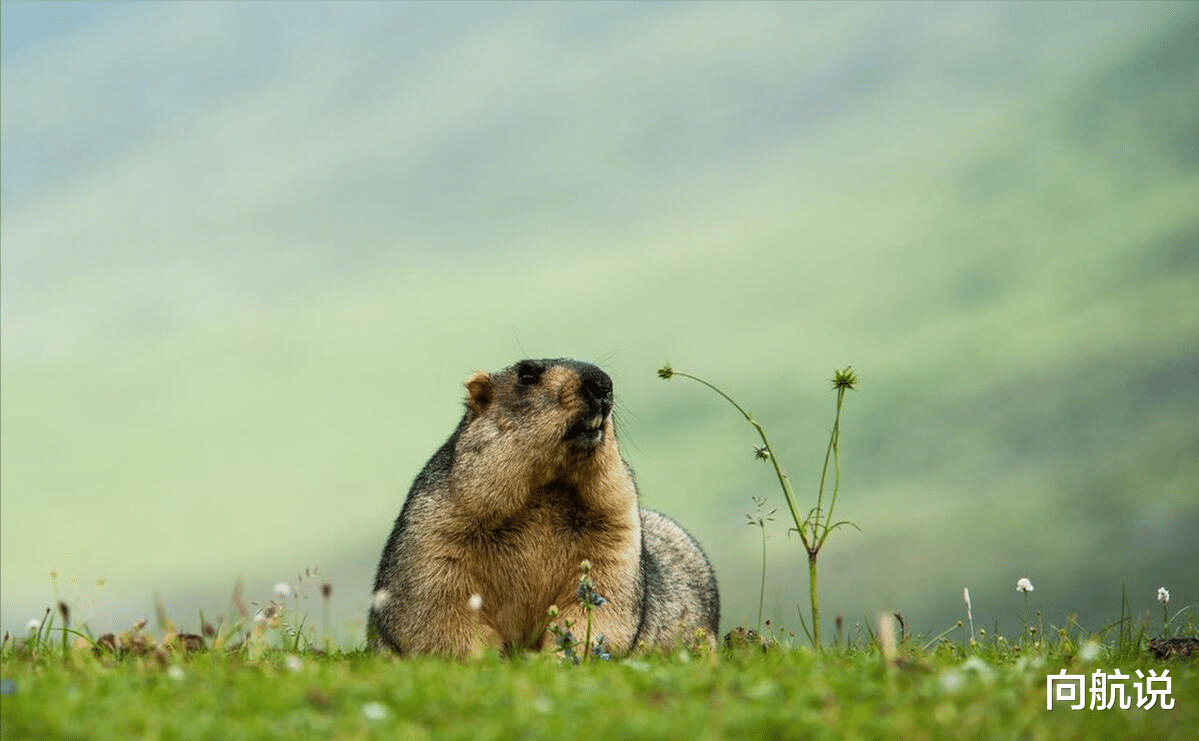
[2,602,1197,741]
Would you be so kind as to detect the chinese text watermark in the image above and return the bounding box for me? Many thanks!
[1046,669,1174,710]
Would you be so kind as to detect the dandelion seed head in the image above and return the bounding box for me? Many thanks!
[25,619,40,632]
[167,665,185,681]
[939,668,964,694]
[467,594,483,612]
[372,589,390,610]
[1157,587,1169,605]
[273,582,293,599]
[362,701,388,721]
[1016,578,1034,593]
[285,655,304,672]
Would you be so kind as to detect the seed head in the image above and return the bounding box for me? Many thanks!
[467,594,483,612]
[371,589,390,610]
[657,364,674,380]
[1157,587,1169,605]
[831,366,858,391]
[1016,578,1034,594]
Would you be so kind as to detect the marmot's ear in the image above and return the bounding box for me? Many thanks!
[464,371,493,420]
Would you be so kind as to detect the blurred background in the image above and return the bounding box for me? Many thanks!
[2,1,1196,645]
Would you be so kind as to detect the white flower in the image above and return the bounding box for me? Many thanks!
[26,619,40,632]
[362,701,388,721]
[372,589,390,610]
[1016,578,1034,593]
[1079,640,1102,662]
[467,594,483,612]
[273,582,293,599]
[285,655,304,672]
[939,668,963,694]
[167,665,185,681]
[1157,587,1169,605]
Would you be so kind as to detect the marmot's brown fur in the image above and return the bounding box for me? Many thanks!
[368,358,719,656]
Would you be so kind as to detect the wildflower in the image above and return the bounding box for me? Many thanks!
[961,656,993,682]
[576,579,607,609]
[273,582,293,599]
[591,634,611,661]
[467,594,483,612]
[831,367,858,391]
[555,628,577,652]
[1016,578,1034,593]
[1157,587,1169,605]
[939,668,964,694]
[362,702,388,721]
[372,589,390,610]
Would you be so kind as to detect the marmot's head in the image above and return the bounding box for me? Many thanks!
[458,358,617,483]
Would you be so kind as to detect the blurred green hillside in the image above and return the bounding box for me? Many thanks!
[2,2,1196,641]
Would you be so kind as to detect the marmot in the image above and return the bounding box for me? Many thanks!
[369,358,719,656]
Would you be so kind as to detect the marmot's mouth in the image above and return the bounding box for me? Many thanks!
[564,412,606,446]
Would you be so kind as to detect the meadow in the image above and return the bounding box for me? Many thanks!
[2,591,1196,741]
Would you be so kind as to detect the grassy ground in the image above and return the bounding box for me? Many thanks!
[2,609,1196,741]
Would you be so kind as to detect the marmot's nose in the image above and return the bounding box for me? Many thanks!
[577,364,614,416]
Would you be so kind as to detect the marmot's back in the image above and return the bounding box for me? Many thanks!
[369,358,719,656]
[636,509,720,647]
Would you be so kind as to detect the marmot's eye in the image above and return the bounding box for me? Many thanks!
[516,362,543,386]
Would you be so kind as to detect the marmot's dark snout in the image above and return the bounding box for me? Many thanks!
[576,363,614,420]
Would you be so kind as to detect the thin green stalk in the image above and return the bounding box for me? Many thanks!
[758,527,767,633]
[660,364,857,650]
[666,371,810,549]
[808,552,820,648]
